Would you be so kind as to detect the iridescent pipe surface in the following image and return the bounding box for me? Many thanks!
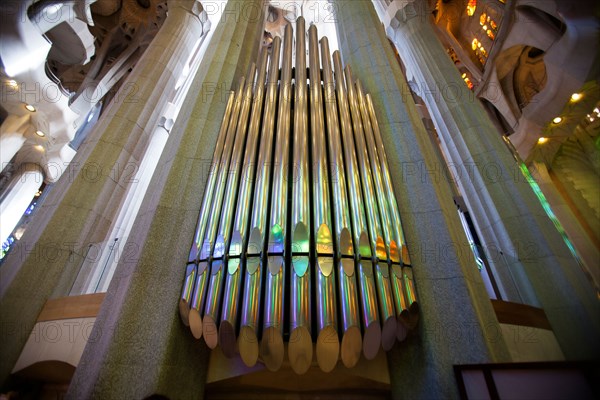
[366,93,419,331]
[288,17,313,375]
[260,23,293,372]
[351,77,397,351]
[366,92,416,341]
[220,50,269,359]
[180,91,235,327]
[202,74,252,349]
[321,37,361,368]
[239,37,282,367]
[189,86,243,339]
[333,50,381,360]
[308,24,338,373]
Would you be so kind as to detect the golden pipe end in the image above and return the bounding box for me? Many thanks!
[363,322,382,360]
[289,326,313,374]
[239,326,259,367]
[202,315,218,349]
[341,325,362,368]
[260,326,284,371]
[189,308,203,339]
[316,325,339,372]
[219,320,237,358]
[178,299,190,327]
[381,316,398,351]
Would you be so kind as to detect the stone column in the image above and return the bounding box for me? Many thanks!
[0,0,210,386]
[0,164,43,245]
[385,0,600,360]
[0,114,30,172]
[333,1,510,398]
[66,0,265,398]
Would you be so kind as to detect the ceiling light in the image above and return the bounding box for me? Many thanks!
[552,117,562,124]
[35,130,45,137]
[570,93,582,101]
[24,103,36,112]
[537,137,548,144]
[7,80,18,89]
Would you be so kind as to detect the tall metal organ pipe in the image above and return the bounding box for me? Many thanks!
[288,17,313,375]
[320,37,362,369]
[308,24,339,373]
[348,76,397,352]
[366,93,419,331]
[217,53,268,357]
[201,70,254,349]
[239,36,282,367]
[180,91,235,328]
[332,51,382,361]
[260,22,293,372]
[188,82,245,340]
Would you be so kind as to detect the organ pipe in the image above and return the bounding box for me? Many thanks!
[239,36,282,367]
[308,24,339,373]
[260,22,293,372]
[333,51,381,361]
[320,36,362,369]
[288,17,313,375]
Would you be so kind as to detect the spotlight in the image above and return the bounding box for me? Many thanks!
[24,103,36,112]
[552,117,562,124]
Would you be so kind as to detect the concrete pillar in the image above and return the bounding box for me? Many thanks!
[66,0,265,398]
[384,0,600,360]
[0,164,43,245]
[333,1,510,398]
[0,114,30,172]
[0,0,210,387]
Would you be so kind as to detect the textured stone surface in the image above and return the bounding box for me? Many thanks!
[333,1,511,399]
[66,1,264,398]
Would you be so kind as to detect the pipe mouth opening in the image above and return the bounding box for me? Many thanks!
[260,326,284,371]
[219,321,237,358]
[202,315,219,349]
[363,322,382,360]
[396,312,409,341]
[317,326,340,372]
[178,299,190,327]
[381,316,398,351]
[288,326,313,374]
[189,309,203,339]
[341,326,362,368]
[239,326,259,367]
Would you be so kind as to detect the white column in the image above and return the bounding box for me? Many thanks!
[0,164,43,245]
[0,114,30,172]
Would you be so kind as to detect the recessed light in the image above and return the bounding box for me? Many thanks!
[570,93,582,101]
[35,130,45,137]
[552,117,562,124]
[24,103,36,112]
[7,80,18,89]
[537,137,548,144]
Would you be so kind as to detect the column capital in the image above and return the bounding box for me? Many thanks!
[167,0,210,32]
[384,0,434,33]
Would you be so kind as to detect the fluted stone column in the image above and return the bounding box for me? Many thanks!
[66,0,265,398]
[0,164,43,245]
[384,0,600,360]
[0,114,29,172]
[333,1,510,398]
[0,0,210,387]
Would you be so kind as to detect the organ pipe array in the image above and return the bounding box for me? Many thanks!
[180,18,419,373]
